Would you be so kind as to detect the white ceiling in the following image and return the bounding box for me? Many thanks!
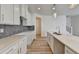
[28,4,79,16]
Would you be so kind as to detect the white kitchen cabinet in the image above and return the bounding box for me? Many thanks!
[25,5,28,18]
[27,12,32,26]
[1,37,27,54]
[53,38,65,54]
[0,5,1,24]
[22,37,27,54]
[47,32,65,54]
[20,5,27,26]
[13,4,20,25]
[26,31,35,46]
[21,5,32,26]
[24,13,32,26]
[47,32,54,53]
[21,5,26,17]
[19,37,27,54]
[65,46,76,54]
[0,4,14,24]
[16,31,35,47]
[0,43,18,54]
[18,36,27,54]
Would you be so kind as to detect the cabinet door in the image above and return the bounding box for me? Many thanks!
[21,5,26,17]
[47,32,54,53]
[25,5,28,19]
[0,5,1,24]
[0,44,18,54]
[47,33,50,45]
[53,39,65,54]
[13,4,20,25]
[65,46,77,54]
[50,35,54,52]
[22,38,27,54]
[1,4,14,24]
[27,12,32,25]
[19,38,27,54]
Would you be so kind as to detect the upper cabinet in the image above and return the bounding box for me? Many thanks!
[21,5,26,17]
[0,4,20,25]
[27,12,32,26]
[13,4,20,25]
[0,4,14,25]
[21,5,32,26]
[0,4,32,25]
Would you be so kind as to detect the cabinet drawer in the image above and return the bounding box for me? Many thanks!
[0,47,16,54]
[65,46,76,54]
[0,43,18,54]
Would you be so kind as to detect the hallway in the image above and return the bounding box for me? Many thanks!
[27,36,52,54]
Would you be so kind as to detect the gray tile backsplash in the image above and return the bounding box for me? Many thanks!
[0,25,34,39]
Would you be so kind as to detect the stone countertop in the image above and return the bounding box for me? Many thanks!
[48,32,79,53]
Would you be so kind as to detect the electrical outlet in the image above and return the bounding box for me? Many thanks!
[0,28,4,33]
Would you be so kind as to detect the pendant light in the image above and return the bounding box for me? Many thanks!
[52,4,57,18]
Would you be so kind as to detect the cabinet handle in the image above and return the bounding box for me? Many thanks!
[20,48,21,53]
[18,48,21,54]
[18,49,19,54]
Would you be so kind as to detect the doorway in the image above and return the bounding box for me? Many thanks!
[36,16,41,37]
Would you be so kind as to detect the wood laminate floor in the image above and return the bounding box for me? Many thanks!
[27,36,52,54]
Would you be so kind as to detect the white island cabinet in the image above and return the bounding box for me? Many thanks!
[47,32,79,54]
[65,46,76,54]
[47,32,64,54]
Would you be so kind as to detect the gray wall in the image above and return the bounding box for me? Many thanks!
[0,24,34,38]
[71,15,79,36]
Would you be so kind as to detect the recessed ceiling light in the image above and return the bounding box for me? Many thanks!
[37,8,40,10]
[52,7,55,10]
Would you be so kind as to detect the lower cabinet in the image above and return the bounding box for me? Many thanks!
[47,32,54,53]
[0,37,27,54]
[0,43,18,54]
[47,32,77,54]
[18,37,27,54]
[47,32,65,54]
[53,39,65,54]
[27,32,35,46]
[0,31,34,54]
[65,46,77,54]
[16,31,35,47]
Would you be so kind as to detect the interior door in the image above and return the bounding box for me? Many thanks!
[36,16,41,37]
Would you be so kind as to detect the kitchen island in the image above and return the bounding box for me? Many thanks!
[47,32,79,54]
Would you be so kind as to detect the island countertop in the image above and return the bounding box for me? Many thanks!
[48,32,79,53]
